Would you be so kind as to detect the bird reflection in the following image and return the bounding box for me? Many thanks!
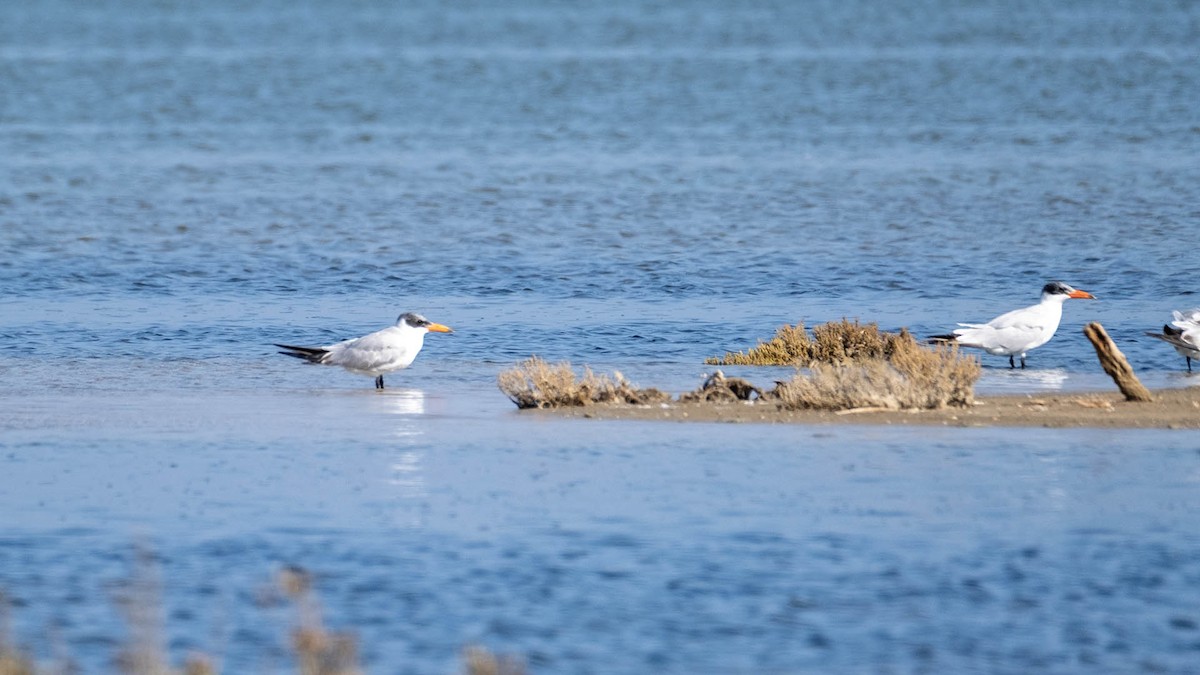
[985,367,1069,391]
[369,389,428,528]
[385,447,428,530]
[370,388,426,416]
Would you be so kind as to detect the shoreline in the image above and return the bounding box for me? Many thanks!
[526,386,1200,429]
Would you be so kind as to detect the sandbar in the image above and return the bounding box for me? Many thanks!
[527,387,1200,429]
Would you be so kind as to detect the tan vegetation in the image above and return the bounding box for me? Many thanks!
[462,646,527,675]
[0,593,35,675]
[706,319,914,366]
[498,356,669,409]
[770,340,980,411]
[501,325,980,413]
[700,320,980,410]
[277,566,361,675]
[0,556,523,675]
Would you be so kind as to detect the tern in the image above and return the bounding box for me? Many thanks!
[1145,308,1200,372]
[275,312,452,389]
[930,282,1096,369]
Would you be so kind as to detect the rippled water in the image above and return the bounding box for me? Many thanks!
[3,1,1200,672]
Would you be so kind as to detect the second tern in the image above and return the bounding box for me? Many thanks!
[930,281,1095,369]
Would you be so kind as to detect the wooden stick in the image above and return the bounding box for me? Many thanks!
[1083,322,1153,402]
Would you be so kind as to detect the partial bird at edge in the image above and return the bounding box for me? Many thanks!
[1145,308,1200,372]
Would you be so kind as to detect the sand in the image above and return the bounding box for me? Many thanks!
[528,387,1200,429]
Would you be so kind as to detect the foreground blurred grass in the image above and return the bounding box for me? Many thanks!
[0,549,525,675]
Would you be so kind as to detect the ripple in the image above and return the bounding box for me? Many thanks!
[3,1,1200,672]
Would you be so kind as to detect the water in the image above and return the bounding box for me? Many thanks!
[3,0,1200,672]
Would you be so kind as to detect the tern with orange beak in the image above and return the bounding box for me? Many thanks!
[930,282,1095,369]
[275,312,452,389]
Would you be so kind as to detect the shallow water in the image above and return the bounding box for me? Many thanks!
[3,1,1200,673]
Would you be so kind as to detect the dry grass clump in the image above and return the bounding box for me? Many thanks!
[706,323,814,366]
[462,646,526,675]
[277,567,361,675]
[0,554,527,675]
[0,652,34,675]
[502,332,979,413]
[706,319,913,366]
[498,356,669,409]
[0,594,35,675]
[115,546,217,675]
[772,340,980,411]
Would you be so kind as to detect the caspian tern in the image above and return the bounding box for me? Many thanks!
[1144,308,1200,372]
[930,282,1096,369]
[275,312,452,389]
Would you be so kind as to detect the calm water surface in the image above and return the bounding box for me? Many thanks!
[3,1,1200,672]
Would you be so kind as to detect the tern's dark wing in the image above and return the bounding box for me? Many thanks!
[274,343,330,363]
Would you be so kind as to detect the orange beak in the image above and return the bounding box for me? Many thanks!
[1068,289,1095,299]
[426,323,453,333]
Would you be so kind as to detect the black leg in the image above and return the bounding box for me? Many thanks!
[1020,356,1026,369]
[1188,357,1192,373]
[375,375,384,389]
[1009,355,1015,369]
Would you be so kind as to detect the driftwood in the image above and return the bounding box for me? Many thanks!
[1083,322,1153,402]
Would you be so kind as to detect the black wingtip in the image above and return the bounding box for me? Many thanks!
[274,343,323,353]
[928,334,958,344]
[273,343,329,363]
[277,350,313,361]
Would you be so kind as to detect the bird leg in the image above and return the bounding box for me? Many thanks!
[1008,355,1015,369]
[1188,357,1193,373]
[1020,356,1026,369]
[375,375,384,389]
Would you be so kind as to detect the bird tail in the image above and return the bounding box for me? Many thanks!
[1144,328,1193,352]
[274,343,330,363]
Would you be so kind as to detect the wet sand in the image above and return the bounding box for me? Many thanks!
[531,387,1200,429]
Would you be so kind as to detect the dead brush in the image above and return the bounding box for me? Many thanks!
[498,357,668,409]
[0,651,34,675]
[0,558,526,675]
[772,339,980,410]
[278,567,361,675]
[706,319,911,366]
[706,323,814,366]
[0,592,35,675]
[115,545,216,675]
[462,646,526,675]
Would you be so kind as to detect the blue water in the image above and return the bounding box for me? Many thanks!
[3,1,1200,672]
